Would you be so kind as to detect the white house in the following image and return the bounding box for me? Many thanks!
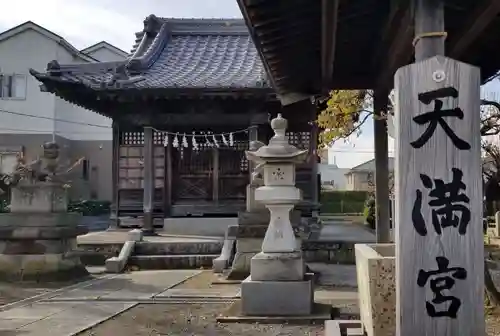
[0,21,128,200]
[344,157,395,191]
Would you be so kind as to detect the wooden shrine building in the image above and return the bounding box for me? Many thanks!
[30,15,319,227]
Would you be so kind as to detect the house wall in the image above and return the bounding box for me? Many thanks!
[345,171,372,191]
[84,47,127,62]
[318,163,349,190]
[0,27,117,201]
[0,29,56,133]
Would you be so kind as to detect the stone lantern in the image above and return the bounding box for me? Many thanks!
[241,113,314,316]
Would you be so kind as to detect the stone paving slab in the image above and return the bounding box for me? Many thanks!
[156,287,241,299]
[1,302,136,336]
[44,270,201,302]
[0,270,202,335]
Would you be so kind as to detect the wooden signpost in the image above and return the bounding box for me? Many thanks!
[394,56,484,335]
[395,0,485,334]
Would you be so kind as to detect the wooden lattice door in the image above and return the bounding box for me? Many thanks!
[118,131,165,215]
[172,143,213,202]
[170,132,248,214]
[218,136,248,202]
[287,131,313,201]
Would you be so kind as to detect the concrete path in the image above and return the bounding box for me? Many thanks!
[0,270,201,336]
[318,221,375,242]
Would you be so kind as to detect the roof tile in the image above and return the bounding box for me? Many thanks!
[31,17,271,91]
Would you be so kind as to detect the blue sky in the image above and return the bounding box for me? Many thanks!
[1,0,498,168]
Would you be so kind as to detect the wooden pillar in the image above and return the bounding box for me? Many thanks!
[373,89,391,243]
[212,147,219,203]
[394,0,484,334]
[110,121,120,228]
[165,133,172,216]
[414,0,445,61]
[142,126,156,235]
[248,123,259,174]
[310,120,320,217]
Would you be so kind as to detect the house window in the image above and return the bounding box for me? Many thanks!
[0,74,27,99]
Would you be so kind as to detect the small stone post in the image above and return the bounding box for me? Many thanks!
[494,211,500,237]
[240,113,313,316]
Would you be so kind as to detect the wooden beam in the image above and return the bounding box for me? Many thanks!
[375,6,413,90]
[373,1,410,68]
[321,0,339,90]
[260,28,317,49]
[253,5,317,28]
[449,0,500,58]
[124,112,270,127]
[256,18,316,39]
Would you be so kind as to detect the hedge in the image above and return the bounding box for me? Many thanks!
[68,200,111,216]
[320,190,370,214]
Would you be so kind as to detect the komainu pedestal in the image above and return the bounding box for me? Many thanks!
[0,142,88,281]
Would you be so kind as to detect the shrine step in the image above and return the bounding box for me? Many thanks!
[134,241,223,256]
[128,254,218,270]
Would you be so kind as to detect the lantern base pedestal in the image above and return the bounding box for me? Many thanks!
[240,275,314,316]
[240,250,313,316]
[250,251,304,281]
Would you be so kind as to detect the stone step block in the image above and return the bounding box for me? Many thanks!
[128,254,218,269]
[133,241,223,256]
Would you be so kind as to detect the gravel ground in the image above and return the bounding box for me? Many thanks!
[174,270,239,291]
[488,312,500,336]
[77,303,324,336]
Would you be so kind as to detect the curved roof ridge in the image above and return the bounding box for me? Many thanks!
[126,16,170,73]
[158,17,249,35]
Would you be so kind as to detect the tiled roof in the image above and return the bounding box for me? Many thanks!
[347,157,395,173]
[30,16,270,91]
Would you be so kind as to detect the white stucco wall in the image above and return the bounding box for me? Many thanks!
[0,27,115,141]
[84,47,127,62]
[0,29,56,134]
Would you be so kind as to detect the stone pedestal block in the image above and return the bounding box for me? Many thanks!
[355,243,395,336]
[226,238,262,280]
[250,251,304,281]
[10,182,68,213]
[241,276,314,316]
[0,212,88,281]
[213,237,235,273]
[237,209,270,226]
